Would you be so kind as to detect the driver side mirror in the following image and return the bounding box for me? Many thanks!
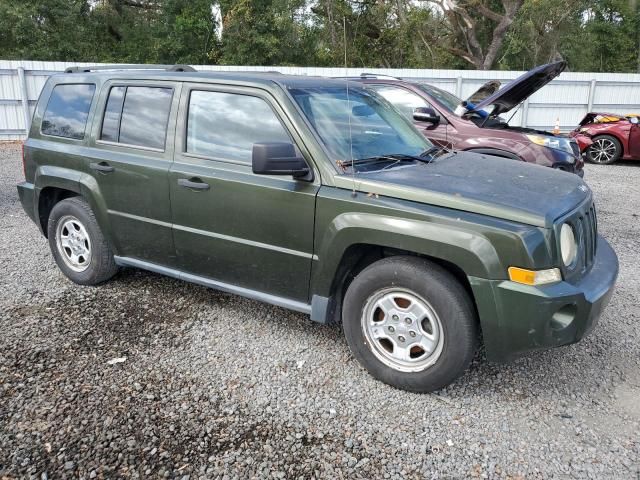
[252,142,312,180]
[629,116,639,125]
[413,107,440,125]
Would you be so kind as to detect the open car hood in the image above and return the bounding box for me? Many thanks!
[577,112,639,126]
[471,61,566,116]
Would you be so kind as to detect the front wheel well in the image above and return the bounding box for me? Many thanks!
[38,187,79,237]
[325,244,475,325]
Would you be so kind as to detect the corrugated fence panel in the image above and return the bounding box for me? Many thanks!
[593,82,640,113]
[2,60,640,139]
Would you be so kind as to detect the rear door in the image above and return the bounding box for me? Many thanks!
[87,80,181,265]
[168,84,319,302]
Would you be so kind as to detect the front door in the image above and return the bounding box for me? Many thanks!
[86,80,181,265]
[628,120,640,159]
[169,84,319,302]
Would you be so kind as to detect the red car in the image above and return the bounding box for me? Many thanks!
[346,61,584,176]
[570,113,640,164]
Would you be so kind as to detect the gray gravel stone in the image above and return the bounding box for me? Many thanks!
[0,142,639,478]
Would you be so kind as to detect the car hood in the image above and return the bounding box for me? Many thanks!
[471,61,566,116]
[334,151,589,228]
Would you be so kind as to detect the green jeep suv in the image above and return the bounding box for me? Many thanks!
[17,65,618,392]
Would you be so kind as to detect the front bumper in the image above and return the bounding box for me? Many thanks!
[548,147,584,176]
[470,236,618,362]
[569,132,593,153]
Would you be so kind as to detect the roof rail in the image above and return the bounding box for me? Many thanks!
[359,72,402,80]
[64,64,196,73]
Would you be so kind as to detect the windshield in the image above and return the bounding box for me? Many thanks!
[415,83,461,113]
[288,85,431,163]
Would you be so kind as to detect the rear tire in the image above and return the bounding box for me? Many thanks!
[47,197,118,285]
[586,135,622,164]
[342,256,478,393]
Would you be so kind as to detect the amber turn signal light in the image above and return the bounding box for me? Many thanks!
[508,267,562,286]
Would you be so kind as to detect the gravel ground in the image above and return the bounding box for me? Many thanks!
[1,141,638,479]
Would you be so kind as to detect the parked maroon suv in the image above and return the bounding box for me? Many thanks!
[348,62,584,176]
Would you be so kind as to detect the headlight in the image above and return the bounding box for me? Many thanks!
[560,223,578,266]
[526,134,574,155]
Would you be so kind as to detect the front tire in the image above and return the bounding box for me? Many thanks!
[586,135,622,164]
[342,256,478,393]
[47,197,118,285]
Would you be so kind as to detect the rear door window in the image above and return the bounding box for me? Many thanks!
[100,86,126,142]
[186,90,290,164]
[41,84,95,139]
[100,86,173,150]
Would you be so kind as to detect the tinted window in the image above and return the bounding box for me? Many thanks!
[416,83,462,112]
[186,91,290,163]
[369,85,429,120]
[41,84,95,139]
[118,87,173,149]
[100,86,126,142]
[289,86,429,162]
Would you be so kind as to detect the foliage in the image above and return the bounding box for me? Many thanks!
[0,0,638,72]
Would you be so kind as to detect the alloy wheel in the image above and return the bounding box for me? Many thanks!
[589,138,618,164]
[56,215,92,272]
[361,287,444,373]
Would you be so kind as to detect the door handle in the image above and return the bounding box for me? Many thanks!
[178,178,210,190]
[90,162,114,173]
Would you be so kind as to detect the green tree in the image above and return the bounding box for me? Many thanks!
[578,0,639,72]
[0,0,95,60]
[219,0,318,65]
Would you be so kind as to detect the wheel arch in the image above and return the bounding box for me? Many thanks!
[316,242,483,339]
[34,166,114,247]
[310,213,504,325]
[37,186,80,237]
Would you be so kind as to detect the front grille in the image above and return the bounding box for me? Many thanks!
[575,203,597,270]
[560,201,598,279]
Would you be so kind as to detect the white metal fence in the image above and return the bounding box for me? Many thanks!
[2,60,640,140]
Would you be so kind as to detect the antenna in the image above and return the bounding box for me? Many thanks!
[344,16,356,197]
[343,17,348,70]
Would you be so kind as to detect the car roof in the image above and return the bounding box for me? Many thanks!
[343,76,421,86]
[55,69,364,90]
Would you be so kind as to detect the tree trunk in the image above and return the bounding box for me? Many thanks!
[632,0,640,72]
[420,0,524,70]
[324,0,338,51]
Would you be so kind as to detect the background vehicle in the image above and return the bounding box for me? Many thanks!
[348,61,584,176]
[17,66,617,393]
[570,113,640,164]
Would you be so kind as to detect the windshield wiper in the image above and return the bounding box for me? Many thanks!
[361,153,435,165]
[338,152,437,172]
[420,146,442,158]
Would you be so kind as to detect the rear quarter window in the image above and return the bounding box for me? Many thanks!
[41,84,96,139]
